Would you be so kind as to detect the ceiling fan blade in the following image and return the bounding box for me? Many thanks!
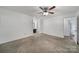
[49,6,56,10]
[39,7,48,12]
[39,7,44,11]
[49,12,54,14]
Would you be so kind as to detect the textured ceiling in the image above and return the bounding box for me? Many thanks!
[0,6,79,16]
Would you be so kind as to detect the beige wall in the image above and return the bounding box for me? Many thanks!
[43,16,64,38]
[0,8,33,44]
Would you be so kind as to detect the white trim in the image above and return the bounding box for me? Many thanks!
[0,34,33,44]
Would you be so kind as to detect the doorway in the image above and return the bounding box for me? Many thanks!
[64,17,77,44]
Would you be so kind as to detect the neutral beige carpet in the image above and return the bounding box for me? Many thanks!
[0,33,79,53]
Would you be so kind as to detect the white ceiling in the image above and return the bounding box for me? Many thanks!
[0,6,79,16]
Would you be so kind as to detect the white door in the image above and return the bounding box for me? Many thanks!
[64,17,77,44]
[69,17,77,44]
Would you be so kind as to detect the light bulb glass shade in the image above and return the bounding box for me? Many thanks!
[43,12,48,16]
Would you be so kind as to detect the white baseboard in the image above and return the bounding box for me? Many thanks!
[16,34,33,40]
[0,34,33,44]
[43,32,64,38]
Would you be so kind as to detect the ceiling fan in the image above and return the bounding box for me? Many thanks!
[39,6,56,16]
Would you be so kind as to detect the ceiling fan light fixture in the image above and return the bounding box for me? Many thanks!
[39,6,56,16]
[43,12,48,16]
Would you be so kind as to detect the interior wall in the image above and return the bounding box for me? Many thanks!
[0,8,33,44]
[43,16,64,38]
[64,17,71,36]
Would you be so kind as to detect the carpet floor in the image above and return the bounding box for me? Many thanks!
[0,33,79,53]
